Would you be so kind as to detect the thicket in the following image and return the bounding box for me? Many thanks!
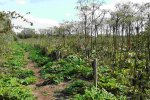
[17,1,150,99]
[0,1,150,100]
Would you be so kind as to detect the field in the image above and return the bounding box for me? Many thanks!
[0,1,150,100]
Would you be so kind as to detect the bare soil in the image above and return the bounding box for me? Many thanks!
[24,52,68,100]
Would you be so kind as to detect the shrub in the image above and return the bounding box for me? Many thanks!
[63,80,88,95]
[74,87,126,100]
[0,77,35,100]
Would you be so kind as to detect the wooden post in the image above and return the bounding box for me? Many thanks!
[92,59,97,88]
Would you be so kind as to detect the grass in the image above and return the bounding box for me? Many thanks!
[0,43,36,100]
[0,37,149,99]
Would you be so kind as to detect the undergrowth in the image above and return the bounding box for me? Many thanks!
[0,43,36,100]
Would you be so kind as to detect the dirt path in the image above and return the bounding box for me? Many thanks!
[24,52,68,100]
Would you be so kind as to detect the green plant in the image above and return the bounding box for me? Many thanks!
[40,55,93,85]
[0,43,35,100]
[63,80,88,95]
[27,45,49,67]
[20,76,37,85]
[74,87,126,100]
[0,77,35,100]
[15,69,34,79]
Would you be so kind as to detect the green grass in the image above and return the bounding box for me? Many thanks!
[40,55,93,84]
[1,38,148,100]
[0,43,36,100]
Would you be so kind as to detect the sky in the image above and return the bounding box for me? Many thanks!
[0,0,149,30]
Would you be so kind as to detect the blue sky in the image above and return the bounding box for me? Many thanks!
[0,0,76,22]
[0,0,111,22]
[0,0,148,29]
[0,0,111,29]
